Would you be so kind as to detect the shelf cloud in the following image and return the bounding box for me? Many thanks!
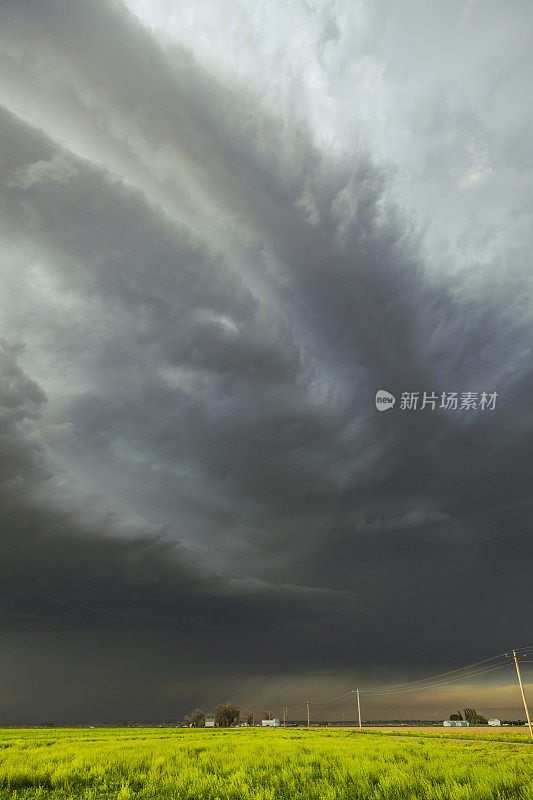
[0,0,532,721]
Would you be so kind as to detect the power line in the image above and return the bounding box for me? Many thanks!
[364,652,508,695]
[277,649,523,719]
[308,689,361,708]
[365,663,509,696]
[275,648,530,726]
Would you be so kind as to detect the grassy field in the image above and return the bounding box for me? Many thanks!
[0,726,531,800]
[362,725,533,745]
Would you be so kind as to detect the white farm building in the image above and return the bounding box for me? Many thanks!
[261,718,280,727]
[443,720,470,727]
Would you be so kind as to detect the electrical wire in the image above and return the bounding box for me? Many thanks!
[364,663,509,696]
[363,652,508,694]
[271,647,528,719]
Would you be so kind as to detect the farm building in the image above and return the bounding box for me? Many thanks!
[488,719,501,726]
[443,720,470,727]
[205,718,216,727]
[261,718,280,727]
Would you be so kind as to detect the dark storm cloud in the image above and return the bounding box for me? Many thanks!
[0,0,532,720]
[0,342,361,686]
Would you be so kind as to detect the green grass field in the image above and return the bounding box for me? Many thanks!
[363,725,533,745]
[0,727,531,800]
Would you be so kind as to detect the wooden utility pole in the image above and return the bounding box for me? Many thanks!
[356,688,362,729]
[306,701,310,729]
[283,706,287,728]
[507,650,533,741]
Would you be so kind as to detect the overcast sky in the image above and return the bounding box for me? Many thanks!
[0,0,532,723]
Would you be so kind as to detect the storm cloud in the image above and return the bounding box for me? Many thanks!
[0,0,532,722]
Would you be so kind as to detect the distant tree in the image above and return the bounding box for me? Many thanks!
[463,708,488,725]
[244,712,254,727]
[183,715,192,727]
[190,709,205,728]
[214,702,240,728]
[449,711,463,721]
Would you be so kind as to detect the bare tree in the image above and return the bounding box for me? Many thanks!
[190,708,205,728]
[214,702,240,727]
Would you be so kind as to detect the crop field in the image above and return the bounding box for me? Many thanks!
[363,725,533,745]
[0,727,532,800]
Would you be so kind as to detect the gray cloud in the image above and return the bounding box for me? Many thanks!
[0,0,532,721]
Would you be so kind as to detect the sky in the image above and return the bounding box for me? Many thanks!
[0,0,532,723]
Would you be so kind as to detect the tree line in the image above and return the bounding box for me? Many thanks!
[449,708,488,724]
[183,703,256,728]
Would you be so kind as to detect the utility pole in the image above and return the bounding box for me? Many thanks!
[341,705,344,726]
[507,650,533,741]
[306,701,310,729]
[252,712,255,728]
[356,689,362,730]
[283,706,287,728]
